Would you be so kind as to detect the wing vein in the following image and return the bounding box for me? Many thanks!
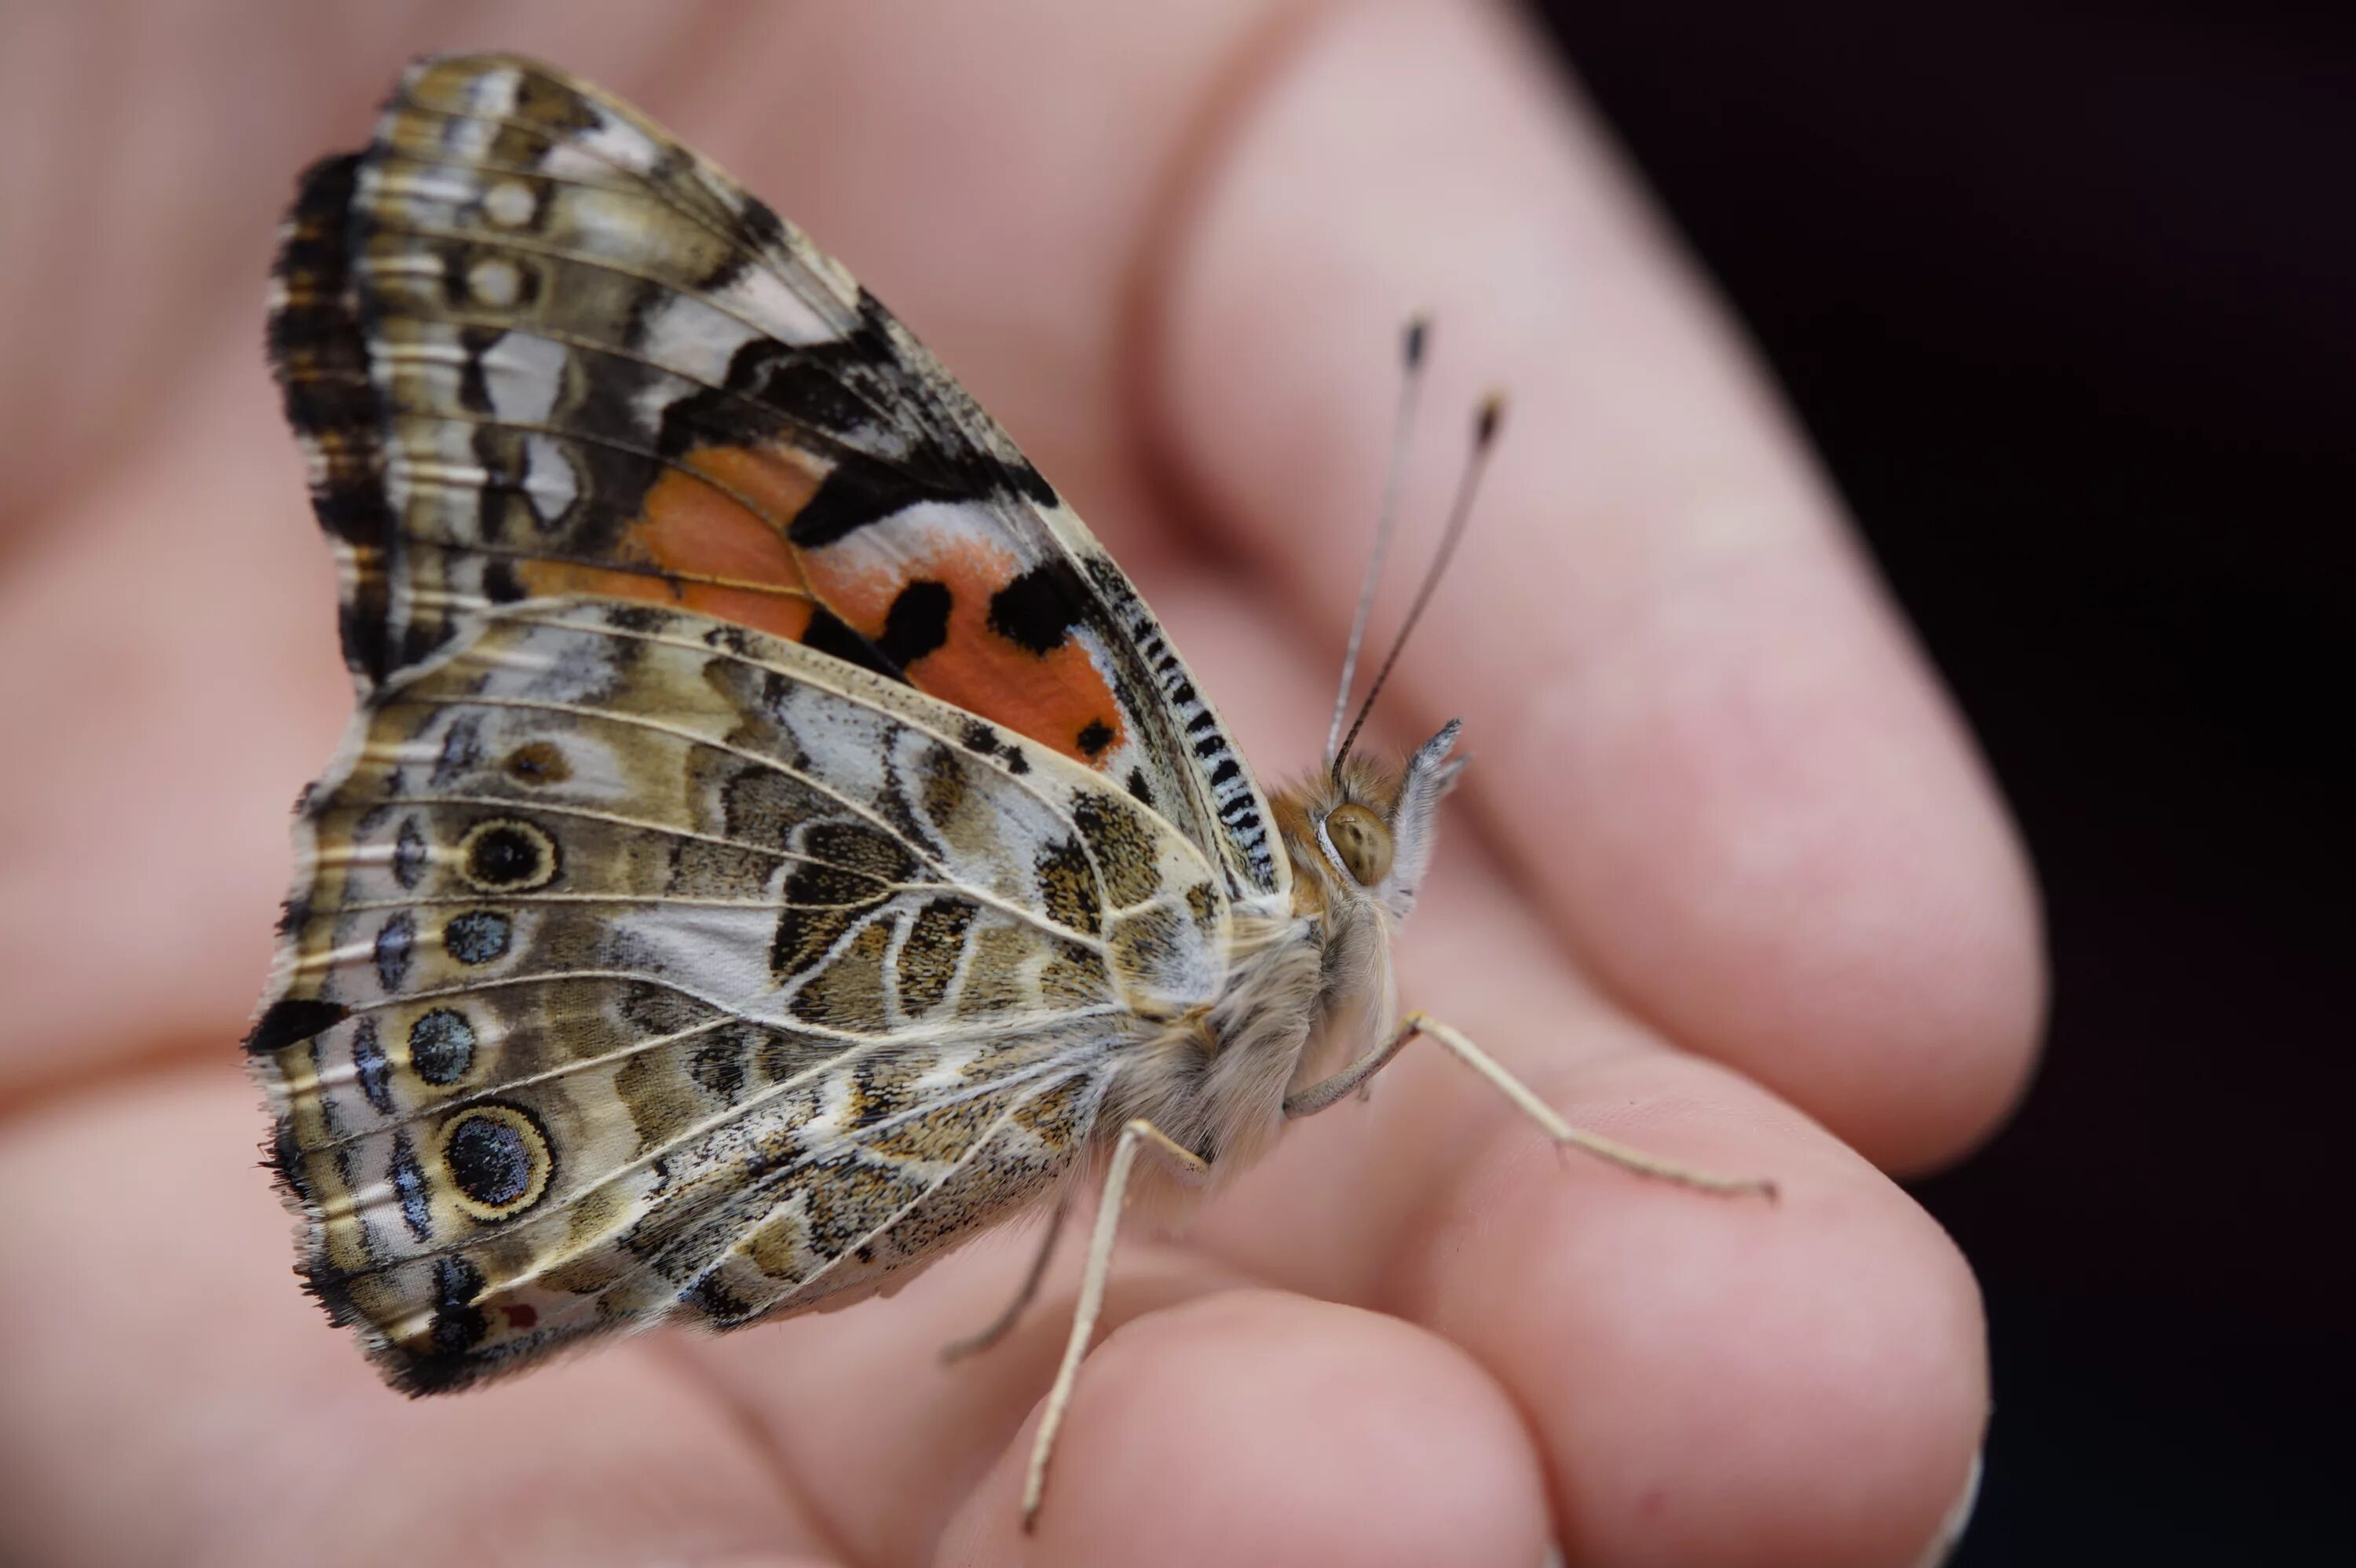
[399,686,1094,948]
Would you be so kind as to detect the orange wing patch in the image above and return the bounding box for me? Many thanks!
[799,526,1128,769]
[518,436,1125,769]
[514,443,819,641]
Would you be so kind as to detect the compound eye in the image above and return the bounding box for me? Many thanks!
[1325,802,1395,886]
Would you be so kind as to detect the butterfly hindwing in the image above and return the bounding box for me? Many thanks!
[268,53,1284,903]
[248,600,1227,1389]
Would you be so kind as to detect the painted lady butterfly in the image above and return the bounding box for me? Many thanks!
[247,54,1769,1526]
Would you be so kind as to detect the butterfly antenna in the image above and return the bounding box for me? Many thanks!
[1332,392,1504,778]
[1326,316,1431,766]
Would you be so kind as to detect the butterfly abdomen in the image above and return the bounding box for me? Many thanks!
[1096,912,1326,1187]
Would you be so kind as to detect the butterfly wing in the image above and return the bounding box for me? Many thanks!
[247,599,1228,1390]
[269,53,1285,904]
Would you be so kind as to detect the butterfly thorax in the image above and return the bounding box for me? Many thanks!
[1096,723,1465,1188]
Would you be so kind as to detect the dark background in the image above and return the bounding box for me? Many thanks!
[1527,3,2351,1562]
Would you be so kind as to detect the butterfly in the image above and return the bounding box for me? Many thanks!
[247,53,1770,1528]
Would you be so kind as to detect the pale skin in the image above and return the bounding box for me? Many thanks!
[0,3,2042,1566]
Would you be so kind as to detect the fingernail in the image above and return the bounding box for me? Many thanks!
[1909,1447,1985,1568]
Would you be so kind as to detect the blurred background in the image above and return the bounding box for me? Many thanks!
[1527,2,2349,1560]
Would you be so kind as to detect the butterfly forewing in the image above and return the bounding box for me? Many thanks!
[270,52,1282,901]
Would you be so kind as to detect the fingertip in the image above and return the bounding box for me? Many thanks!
[938,1290,1552,1567]
[1404,1110,1989,1568]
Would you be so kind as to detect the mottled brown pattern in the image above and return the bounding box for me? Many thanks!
[845,1055,935,1127]
[1108,905,1190,987]
[253,598,1225,1391]
[956,923,1038,1018]
[920,740,971,824]
[611,1037,703,1153]
[864,1088,1007,1164]
[895,897,975,1017]
[799,1157,931,1259]
[251,53,1377,1405]
[788,920,894,1031]
[768,900,869,981]
[1071,792,1165,911]
[1041,941,1113,1007]
[1033,836,1103,936]
[741,1202,814,1282]
[1185,880,1220,935]
[1015,1073,1092,1148]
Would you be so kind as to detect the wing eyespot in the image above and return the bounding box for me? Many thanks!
[458,817,559,892]
[501,741,571,785]
[438,1102,553,1220]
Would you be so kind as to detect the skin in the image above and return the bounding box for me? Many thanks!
[0,2,2042,1565]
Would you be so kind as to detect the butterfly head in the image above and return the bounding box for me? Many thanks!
[1279,718,1466,925]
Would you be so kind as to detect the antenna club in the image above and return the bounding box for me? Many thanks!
[1332,316,1432,766]
[1475,392,1506,446]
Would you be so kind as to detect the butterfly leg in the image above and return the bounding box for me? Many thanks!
[1286,1011,1777,1199]
[1022,1117,1209,1532]
[939,1194,1072,1364]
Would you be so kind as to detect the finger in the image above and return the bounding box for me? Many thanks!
[1147,0,2042,1171]
[1154,596,1988,1563]
[0,1072,845,1568]
[1373,862,1988,1568]
[937,1290,1553,1567]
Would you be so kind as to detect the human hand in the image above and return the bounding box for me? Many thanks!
[0,4,2040,1564]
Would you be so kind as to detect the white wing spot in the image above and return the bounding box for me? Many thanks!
[712,266,840,347]
[638,290,770,380]
[467,258,521,308]
[482,332,568,426]
[457,64,521,122]
[522,433,579,523]
[541,113,664,180]
[483,181,537,228]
